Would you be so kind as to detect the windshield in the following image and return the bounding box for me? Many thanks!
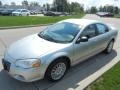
[38,22,80,43]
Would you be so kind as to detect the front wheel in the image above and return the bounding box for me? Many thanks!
[19,14,22,16]
[27,14,29,16]
[104,40,114,54]
[45,59,68,82]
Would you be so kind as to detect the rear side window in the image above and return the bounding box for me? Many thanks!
[96,24,109,34]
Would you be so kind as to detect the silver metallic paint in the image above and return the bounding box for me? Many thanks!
[3,20,118,82]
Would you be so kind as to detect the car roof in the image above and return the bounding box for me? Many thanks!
[59,19,102,27]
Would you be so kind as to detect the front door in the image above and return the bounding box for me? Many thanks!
[72,24,99,64]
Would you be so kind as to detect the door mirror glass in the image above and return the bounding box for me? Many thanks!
[76,36,88,44]
[80,36,88,42]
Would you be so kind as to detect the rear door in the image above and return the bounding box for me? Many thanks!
[95,23,110,50]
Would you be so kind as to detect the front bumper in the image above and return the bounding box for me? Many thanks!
[2,59,45,82]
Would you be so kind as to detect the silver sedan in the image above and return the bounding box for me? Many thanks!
[2,19,118,82]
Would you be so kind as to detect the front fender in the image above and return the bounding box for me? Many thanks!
[41,52,71,65]
[39,52,71,77]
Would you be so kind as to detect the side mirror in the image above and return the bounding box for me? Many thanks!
[76,36,88,44]
[80,36,88,42]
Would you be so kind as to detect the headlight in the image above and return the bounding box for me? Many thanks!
[15,59,41,69]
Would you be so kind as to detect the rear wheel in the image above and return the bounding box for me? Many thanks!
[45,59,68,82]
[104,40,114,54]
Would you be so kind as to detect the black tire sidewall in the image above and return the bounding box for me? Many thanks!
[105,40,114,54]
[45,59,68,82]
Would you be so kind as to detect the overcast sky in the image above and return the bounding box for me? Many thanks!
[0,0,120,9]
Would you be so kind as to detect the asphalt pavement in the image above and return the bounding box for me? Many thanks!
[0,14,120,90]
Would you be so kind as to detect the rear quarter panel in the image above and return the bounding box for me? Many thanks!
[109,26,118,42]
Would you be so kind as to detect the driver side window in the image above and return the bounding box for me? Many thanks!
[81,24,96,38]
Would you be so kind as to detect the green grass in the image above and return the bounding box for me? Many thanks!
[0,14,84,27]
[114,14,120,18]
[86,62,120,90]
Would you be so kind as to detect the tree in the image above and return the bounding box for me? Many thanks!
[70,2,84,14]
[90,7,97,14]
[114,7,119,14]
[22,0,29,9]
[50,0,84,13]
[22,0,29,6]
[43,4,46,11]
[30,2,39,7]
[0,1,2,6]
[43,3,50,11]
[53,0,69,12]
[98,5,119,14]
[99,6,103,12]
[46,3,50,11]
[11,2,16,6]
[106,6,114,13]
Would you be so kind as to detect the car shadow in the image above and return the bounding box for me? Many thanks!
[34,50,117,90]
[0,70,37,90]
[0,50,117,90]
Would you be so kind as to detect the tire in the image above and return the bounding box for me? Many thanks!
[45,59,68,82]
[104,40,114,54]
[19,14,22,16]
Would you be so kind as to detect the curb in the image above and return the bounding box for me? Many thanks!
[0,23,53,30]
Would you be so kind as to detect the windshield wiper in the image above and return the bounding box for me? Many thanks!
[38,33,58,43]
[38,33,43,38]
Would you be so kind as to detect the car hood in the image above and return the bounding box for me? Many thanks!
[5,34,69,60]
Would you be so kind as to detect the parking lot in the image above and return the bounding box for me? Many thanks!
[0,8,70,17]
[0,14,120,90]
